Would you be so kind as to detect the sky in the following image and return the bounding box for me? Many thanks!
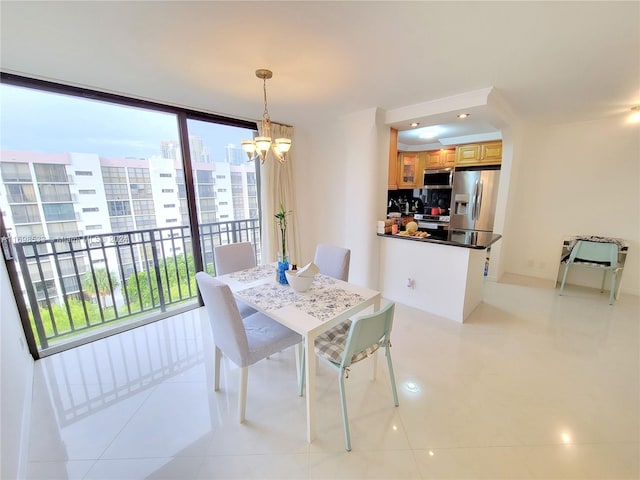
[0,83,255,160]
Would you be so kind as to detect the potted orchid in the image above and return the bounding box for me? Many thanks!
[274,203,290,284]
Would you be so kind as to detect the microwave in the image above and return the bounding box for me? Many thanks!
[423,168,453,189]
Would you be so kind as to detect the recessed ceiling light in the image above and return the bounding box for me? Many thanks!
[410,122,420,127]
[629,105,640,123]
[457,113,470,119]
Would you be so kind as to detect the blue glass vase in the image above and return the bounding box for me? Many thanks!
[277,253,289,285]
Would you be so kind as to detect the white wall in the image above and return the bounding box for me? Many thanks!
[502,116,639,295]
[293,110,638,297]
[1,257,34,479]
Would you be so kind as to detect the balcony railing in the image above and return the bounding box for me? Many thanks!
[11,218,261,351]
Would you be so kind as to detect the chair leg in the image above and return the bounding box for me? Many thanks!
[298,344,305,397]
[559,264,570,296]
[213,346,222,391]
[238,366,248,423]
[338,371,352,451]
[370,349,378,381]
[600,270,607,293]
[385,345,399,407]
[609,271,617,305]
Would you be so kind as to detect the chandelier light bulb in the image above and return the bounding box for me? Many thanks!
[242,69,292,164]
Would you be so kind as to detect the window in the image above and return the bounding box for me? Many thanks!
[5,183,36,203]
[34,164,68,182]
[1,162,31,182]
[128,167,150,182]
[197,185,215,197]
[197,170,214,183]
[39,184,72,202]
[1,76,259,357]
[133,199,154,214]
[109,216,134,232]
[11,204,41,223]
[135,215,156,227]
[47,222,79,237]
[104,184,128,199]
[107,200,131,216]
[130,183,152,199]
[101,166,127,183]
[42,203,75,221]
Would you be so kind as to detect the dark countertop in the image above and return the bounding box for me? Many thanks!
[377,232,502,250]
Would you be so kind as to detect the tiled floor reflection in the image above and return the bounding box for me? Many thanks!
[24,280,639,479]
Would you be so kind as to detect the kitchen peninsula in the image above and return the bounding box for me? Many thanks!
[377,232,501,323]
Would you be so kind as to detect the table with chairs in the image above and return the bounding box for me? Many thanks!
[197,242,398,449]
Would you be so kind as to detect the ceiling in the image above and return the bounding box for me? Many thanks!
[1,1,638,150]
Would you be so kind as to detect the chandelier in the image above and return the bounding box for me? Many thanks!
[241,69,291,164]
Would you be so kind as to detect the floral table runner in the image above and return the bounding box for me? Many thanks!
[236,274,365,322]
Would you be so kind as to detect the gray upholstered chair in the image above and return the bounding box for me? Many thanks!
[313,243,351,281]
[196,272,302,422]
[301,301,399,451]
[559,240,620,304]
[213,242,257,317]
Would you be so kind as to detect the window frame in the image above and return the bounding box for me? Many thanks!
[0,72,259,360]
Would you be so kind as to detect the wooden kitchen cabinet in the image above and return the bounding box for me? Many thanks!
[424,149,456,169]
[388,128,399,190]
[455,141,502,166]
[398,152,421,188]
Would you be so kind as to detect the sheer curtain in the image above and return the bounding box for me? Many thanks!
[258,122,300,265]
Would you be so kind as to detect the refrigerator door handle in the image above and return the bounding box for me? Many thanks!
[475,179,484,219]
[471,180,479,221]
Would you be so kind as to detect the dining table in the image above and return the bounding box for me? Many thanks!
[216,263,381,443]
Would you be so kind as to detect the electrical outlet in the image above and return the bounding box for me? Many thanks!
[407,278,415,289]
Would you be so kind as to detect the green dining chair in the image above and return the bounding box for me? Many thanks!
[301,301,399,451]
[559,240,620,304]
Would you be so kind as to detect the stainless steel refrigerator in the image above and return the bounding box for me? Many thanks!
[449,168,500,244]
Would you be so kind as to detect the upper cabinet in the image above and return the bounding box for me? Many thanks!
[424,149,456,169]
[455,141,502,166]
[398,152,421,189]
[388,128,399,190]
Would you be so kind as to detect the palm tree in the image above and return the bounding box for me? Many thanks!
[82,268,119,307]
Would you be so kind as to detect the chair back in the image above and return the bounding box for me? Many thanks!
[196,272,249,367]
[570,240,618,267]
[214,242,256,276]
[313,243,351,281]
[342,302,395,368]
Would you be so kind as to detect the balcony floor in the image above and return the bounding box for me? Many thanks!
[24,280,639,479]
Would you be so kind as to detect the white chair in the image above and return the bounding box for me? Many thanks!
[313,243,351,281]
[559,240,620,304]
[214,242,257,317]
[301,301,399,451]
[196,272,302,423]
[213,242,256,275]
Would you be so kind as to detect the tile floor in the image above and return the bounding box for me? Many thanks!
[25,278,639,479]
